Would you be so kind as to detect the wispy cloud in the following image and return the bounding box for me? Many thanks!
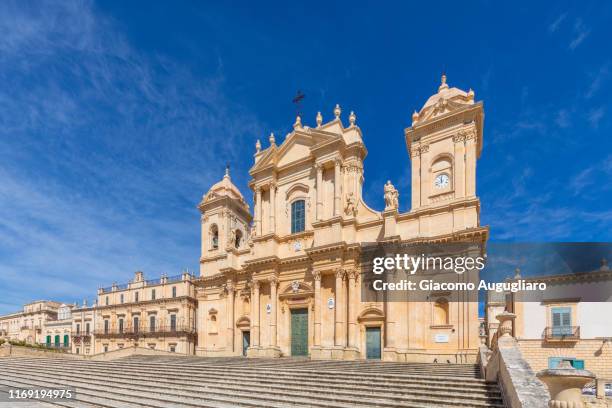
[0,1,263,314]
[555,109,571,128]
[588,106,605,128]
[585,61,610,99]
[569,18,590,50]
[548,13,567,33]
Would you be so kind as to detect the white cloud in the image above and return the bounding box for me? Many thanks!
[585,62,610,99]
[548,13,567,33]
[569,18,590,50]
[0,0,264,314]
[588,106,605,128]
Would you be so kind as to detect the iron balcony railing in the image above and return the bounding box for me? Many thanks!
[542,326,580,341]
[94,324,196,338]
[43,343,71,349]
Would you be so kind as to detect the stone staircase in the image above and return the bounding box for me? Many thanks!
[0,355,506,407]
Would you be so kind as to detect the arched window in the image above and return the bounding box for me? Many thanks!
[433,298,449,325]
[210,224,219,249]
[291,200,305,234]
[235,229,243,248]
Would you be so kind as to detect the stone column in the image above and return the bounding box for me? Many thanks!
[465,129,476,197]
[269,277,278,347]
[313,271,322,346]
[226,282,234,352]
[269,183,276,234]
[251,280,260,347]
[255,187,262,236]
[347,270,357,349]
[334,159,341,216]
[316,163,323,220]
[334,269,346,347]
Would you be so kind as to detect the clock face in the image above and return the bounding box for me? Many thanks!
[434,174,450,189]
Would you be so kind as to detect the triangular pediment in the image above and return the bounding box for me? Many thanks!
[250,128,341,173]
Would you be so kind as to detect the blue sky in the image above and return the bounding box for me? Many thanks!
[0,1,611,314]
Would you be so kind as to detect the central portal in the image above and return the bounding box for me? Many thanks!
[290,308,308,356]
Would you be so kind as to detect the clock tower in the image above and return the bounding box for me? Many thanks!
[405,75,484,220]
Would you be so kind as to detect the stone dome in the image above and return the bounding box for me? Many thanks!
[201,167,248,207]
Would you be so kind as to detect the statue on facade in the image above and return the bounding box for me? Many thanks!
[344,192,357,216]
[384,180,399,210]
[227,228,236,247]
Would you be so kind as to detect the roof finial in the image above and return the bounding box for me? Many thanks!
[439,73,449,92]
[349,111,356,127]
[316,111,322,127]
[412,110,419,124]
[334,104,341,119]
[294,115,302,129]
[225,163,230,178]
[255,139,261,153]
[269,132,276,146]
[514,267,521,279]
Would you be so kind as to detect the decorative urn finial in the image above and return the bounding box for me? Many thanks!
[316,111,323,127]
[514,267,521,279]
[467,88,475,101]
[269,132,276,146]
[294,115,302,129]
[334,104,341,119]
[255,139,261,153]
[412,110,419,124]
[224,164,230,178]
[439,73,449,91]
[349,111,356,126]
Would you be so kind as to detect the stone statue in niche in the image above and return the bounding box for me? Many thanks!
[384,180,399,210]
[344,192,357,216]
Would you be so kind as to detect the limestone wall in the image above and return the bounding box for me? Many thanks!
[518,339,612,379]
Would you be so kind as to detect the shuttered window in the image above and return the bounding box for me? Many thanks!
[291,200,305,234]
[552,307,571,336]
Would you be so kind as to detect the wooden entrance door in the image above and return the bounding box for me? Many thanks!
[290,308,308,356]
[242,331,250,356]
[366,327,381,359]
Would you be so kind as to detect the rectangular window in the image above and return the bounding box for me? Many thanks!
[551,307,572,336]
[120,294,124,304]
[172,286,177,298]
[291,200,305,234]
[170,345,176,352]
[152,289,156,300]
[150,315,155,332]
[104,320,109,334]
[105,296,109,306]
[135,292,139,302]
[85,323,90,334]
[118,319,124,333]
[549,357,585,369]
[76,324,80,334]
[76,348,80,354]
[104,345,108,353]
[133,317,139,333]
[170,314,177,331]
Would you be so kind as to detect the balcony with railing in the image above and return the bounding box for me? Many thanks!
[542,326,580,342]
[43,343,71,350]
[71,331,92,343]
[94,323,196,339]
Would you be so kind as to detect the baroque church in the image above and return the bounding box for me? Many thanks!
[195,75,487,362]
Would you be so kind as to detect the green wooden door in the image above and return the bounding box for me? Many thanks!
[290,308,308,356]
[366,327,381,359]
[242,331,250,356]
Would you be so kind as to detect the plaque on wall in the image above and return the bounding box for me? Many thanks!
[434,334,449,343]
[327,297,335,309]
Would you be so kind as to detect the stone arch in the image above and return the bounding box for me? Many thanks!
[357,307,385,323]
[235,315,250,330]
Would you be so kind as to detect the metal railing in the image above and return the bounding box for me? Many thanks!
[94,324,196,338]
[542,326,580,341]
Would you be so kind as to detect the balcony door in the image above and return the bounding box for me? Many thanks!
[551,307,571,336]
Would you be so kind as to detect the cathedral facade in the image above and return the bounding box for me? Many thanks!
[195,75,488,362]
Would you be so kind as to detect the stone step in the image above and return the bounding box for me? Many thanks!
[3,361,504,405]
[2,364,501,397]
[1,361,504,408]
[5,358,497,390]
[0,373,258,408]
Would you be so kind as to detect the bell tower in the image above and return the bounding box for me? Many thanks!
[405,74,484,213]
[198,166,252,277]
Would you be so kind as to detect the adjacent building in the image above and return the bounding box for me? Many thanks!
[0,300,61,344]
[93,270,197,354]
[486,262,612,379]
